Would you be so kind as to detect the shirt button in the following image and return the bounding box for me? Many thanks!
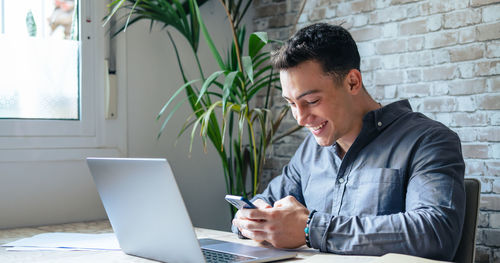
[377,121,382,127]
[338,178,345,183]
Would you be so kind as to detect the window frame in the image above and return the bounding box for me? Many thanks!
[0,0,5,34]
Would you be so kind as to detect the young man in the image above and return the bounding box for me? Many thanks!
[231,23,465,261]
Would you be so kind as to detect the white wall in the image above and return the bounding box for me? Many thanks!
[0,161,107,227]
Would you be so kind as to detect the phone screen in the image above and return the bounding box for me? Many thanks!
[225,195,257,209]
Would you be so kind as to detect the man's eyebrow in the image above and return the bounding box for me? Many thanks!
[282,90,321,101]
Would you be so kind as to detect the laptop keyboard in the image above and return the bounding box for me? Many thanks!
[202,248,255,263]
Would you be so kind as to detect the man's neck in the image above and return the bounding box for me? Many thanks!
[336,97,382,159]
[336,142,348,159]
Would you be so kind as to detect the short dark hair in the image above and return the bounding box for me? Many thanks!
[271,23,360,83]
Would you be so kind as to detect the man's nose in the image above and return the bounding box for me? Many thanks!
[293,106,308,126]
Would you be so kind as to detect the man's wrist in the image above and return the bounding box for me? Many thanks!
[304,209,317,248]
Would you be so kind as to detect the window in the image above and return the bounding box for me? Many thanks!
[0,1,125,161]
[0,0,79,120]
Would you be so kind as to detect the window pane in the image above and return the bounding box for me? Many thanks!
[0,0,79,120]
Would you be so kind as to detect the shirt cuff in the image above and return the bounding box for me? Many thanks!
[308,211,333,252]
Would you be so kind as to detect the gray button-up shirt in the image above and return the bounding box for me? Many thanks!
[247,100,465,261]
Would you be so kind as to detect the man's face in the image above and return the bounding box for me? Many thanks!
[281,60,356,147]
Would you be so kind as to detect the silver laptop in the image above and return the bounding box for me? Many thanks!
[86,157,297,263]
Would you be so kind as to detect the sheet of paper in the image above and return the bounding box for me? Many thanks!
[5,246,98,251]
[1,232,120,251]
[371,253,452,263]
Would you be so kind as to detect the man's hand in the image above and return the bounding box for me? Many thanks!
[232,196,309,248]
[234,199,271,243]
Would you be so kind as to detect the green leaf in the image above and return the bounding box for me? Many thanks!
[247,72,279,91]
[213,80,224,90]
[238,105,248,148]
[235,0,253,29]
[242,56,254,84]
[193,0,226,70]
[103,0,126,25]
[201,101,222,139]
[172,0,190,36]
[205,91,223,98]
[157,96,189,139]
[252,65,274,81]
[167,31,188,83]
[222,103,238,151]
[237,27,246,64]
[222,71,239,114]
[157,79,200,120]
[105,0,201,51]
[124,0,141,32]
[189,114,205,153]
[252,53,271,69]
[188,0,200,51]
[177,108,204,141]
[247,76,280,99]
[197,70,225,105]
[109,15,142,37]
[249,32,268,59]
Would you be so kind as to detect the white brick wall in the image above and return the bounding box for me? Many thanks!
[253,0,500,261]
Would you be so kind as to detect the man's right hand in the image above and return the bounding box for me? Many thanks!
[233,199,271,242]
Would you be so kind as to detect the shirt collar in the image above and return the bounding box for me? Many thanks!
[364,100,413,131]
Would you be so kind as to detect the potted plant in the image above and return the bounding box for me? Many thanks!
[104,0,301,215]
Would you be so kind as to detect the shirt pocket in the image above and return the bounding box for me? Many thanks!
[343,168,404,216]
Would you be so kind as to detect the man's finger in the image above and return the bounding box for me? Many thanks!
[238,207,270,220]
[253,199,272,209]
[240,228,267,242]
[234,209,243,219]
[233,218,267,232]
[274,195,301,208]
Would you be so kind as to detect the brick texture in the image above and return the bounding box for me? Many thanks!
[253,0,500,261]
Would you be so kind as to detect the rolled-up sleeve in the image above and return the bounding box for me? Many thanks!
[308,127,465,261]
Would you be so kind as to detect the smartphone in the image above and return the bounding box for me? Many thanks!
[225,195,257,210]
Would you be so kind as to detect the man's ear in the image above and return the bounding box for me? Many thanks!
[346,69,363,95]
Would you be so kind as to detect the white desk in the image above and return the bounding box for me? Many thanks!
[0,220,377,262]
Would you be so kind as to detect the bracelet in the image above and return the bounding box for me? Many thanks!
[304,210,317,248]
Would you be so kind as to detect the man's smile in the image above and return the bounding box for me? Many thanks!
[307,121,328,134]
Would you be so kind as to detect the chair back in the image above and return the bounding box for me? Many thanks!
[453,178,480,263]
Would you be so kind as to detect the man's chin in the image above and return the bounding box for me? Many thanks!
[313,136,333,147]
